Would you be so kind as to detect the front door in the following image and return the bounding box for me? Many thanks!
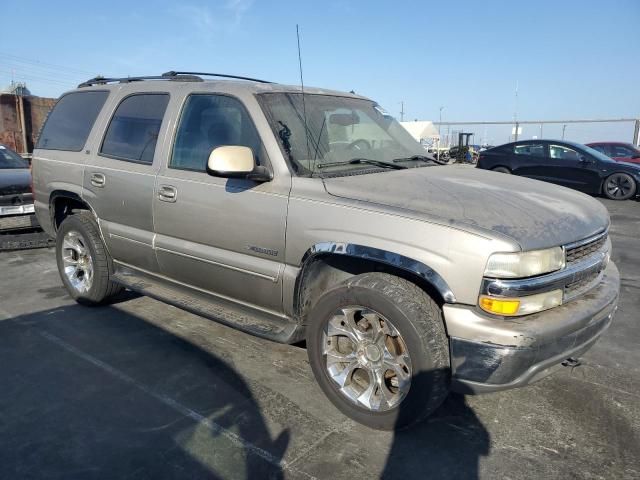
[544,143,601,193]
[153,93,289,313]
[84,91,170,272]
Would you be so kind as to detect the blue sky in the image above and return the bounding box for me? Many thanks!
[2,0,639,143]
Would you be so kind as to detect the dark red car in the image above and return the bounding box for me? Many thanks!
[586,142,640,164]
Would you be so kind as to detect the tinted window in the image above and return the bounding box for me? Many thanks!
[590,144,609,155]
[0,145,29,168]
[171,94,262,171]
[101,94,169,164]
[550,144,580,160]
[514,143,545,156]
[36,91,108,151]
[611,145,636,157]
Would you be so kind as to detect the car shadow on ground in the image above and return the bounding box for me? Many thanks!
[0,301,491,479]
[0,304,289,479]
[382,372,490,480]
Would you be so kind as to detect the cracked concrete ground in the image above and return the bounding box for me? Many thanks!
[0,198,638,479]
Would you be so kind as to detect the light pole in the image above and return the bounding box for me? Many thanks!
[562,124,567,140]
[438,106,444,163]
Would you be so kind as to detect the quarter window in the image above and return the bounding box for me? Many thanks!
[36,91,109,151]
[170,94,263,172]
[100,94,169,164]
[514,143,545,156]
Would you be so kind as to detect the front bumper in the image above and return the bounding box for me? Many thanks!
[444,261,620,393]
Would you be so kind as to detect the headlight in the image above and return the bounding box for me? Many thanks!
[484,247,565,278]
[479,289,563,316]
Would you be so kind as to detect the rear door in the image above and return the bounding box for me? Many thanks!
[83,88,171,272]
[509,142,548,178]
[153,91,289,313]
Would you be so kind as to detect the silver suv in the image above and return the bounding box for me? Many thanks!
[33,72,619,430]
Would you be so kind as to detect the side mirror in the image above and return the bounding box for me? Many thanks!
[578,154,593,163]
[207,146,272,181]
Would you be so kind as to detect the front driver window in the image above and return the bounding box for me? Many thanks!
[171,94,263,172]
[549,144,580,161]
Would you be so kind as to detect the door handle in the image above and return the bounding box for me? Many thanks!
[158,185,177,203]
[90,172,106,188]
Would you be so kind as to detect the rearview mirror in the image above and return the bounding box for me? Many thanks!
[329,113,359,126]
[207,146,272,182]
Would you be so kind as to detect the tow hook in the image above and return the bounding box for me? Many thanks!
[562,357,581,368]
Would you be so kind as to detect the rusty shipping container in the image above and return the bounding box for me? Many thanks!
[0,92,56,154]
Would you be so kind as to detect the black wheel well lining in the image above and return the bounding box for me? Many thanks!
[294,253,448,325]
[49,191,92,231]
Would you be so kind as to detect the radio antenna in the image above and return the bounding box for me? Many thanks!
[296,24,311,161]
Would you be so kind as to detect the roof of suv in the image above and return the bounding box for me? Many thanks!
[75,71,369,100]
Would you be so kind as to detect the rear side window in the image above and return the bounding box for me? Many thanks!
[514,143,545,156]
[36,91,109,151]
[100,94,169,164]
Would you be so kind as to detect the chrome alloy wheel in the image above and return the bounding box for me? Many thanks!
[322,306,412,412]
[605,173,634,198]
[61,231,94,293]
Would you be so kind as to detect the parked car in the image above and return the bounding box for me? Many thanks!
[33,72,619,430]
[0,144,41,239]
[477,140,640,200]
[586,142,640,165]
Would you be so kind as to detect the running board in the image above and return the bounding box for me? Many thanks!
[112,264,303,344]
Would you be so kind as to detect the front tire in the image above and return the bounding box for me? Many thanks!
[56,212,122,305]
[492,166,511,174]
[603,173,636,200]
[306,273,450,430]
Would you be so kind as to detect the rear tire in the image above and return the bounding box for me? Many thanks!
[306,273,450,430]
[56,212,122,305]
[603,173,636,200]
[492,166,511,174]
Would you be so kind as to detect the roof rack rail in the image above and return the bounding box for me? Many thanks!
[78,74,203,88]
[78,71,273,88]
[161,71,273,84]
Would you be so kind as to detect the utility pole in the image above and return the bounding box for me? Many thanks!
[513,81,519,142]
[399,101,405,122]
[438,106,444,163]
[562,124,567,140]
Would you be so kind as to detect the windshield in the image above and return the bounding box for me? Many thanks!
[576,143,618,163]
[0,145,29,169]
[258,93,431,175]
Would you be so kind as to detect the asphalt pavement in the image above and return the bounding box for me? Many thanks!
[0,198,638,479]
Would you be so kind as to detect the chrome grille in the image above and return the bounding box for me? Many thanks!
[565,234,607,265]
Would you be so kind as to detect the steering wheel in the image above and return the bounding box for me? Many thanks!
[347,139,371,151]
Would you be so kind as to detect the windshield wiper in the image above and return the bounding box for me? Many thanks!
[392,154,446,165]
[316,158,407,170]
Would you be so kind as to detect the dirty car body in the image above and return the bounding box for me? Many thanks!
[32,73,619,428]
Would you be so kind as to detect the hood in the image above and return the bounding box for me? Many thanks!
[322,166,609,251]
[0,169,31,196]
